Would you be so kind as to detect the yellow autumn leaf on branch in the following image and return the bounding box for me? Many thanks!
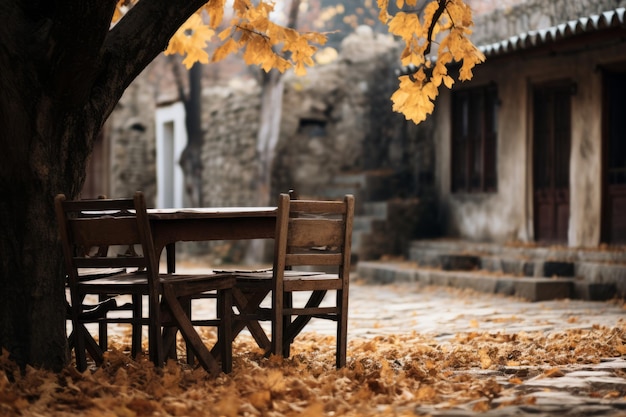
[204,0,225,28]
[158,0,325,75]
[165,13,214,69]
[377,0,391,23]
[212,38,239,63]
[117,0,479,124]
[381,0,485,123]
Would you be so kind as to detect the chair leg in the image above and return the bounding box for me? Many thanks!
[336,289,348,368]
[272,287,284,358]
[182,297,194,364]
[162,283,222,376]
[73,322,89,371]
[83,325,105,365]
[282,292,293,357]
[211,287,271,359]
[131,294,142,358]
[98,295,108,352]
[218,288,233,373]
[148,293,164,368]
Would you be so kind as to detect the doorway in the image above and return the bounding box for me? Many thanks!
[602,70,626,244]
[532,82,572,243]
[155,101,186,209]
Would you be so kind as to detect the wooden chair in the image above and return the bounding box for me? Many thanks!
[61,195,140,360]
[233,193,354,368]
[55,191,234,375]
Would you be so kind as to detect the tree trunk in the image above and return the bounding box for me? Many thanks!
[256,70,286,206]
[177,62,205,207]
[0,0,209,370]
[0,91,99,370]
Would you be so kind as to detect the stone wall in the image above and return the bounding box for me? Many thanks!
[201,82,262,207]
[108,60,160,205]
[274,27,405,198]
[107,27,411,209]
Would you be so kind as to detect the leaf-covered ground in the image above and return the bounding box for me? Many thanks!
[2,322,625,417]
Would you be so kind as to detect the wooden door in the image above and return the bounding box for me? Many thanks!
[602,70,626,244]
[533,83,572,243]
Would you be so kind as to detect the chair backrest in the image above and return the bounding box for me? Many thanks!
[55,191,160,293]
[273,193,355,284]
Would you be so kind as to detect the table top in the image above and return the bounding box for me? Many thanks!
[147,207,277,219]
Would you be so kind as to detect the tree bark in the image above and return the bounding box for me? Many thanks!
[0,0,208,370]
[173,61,205,207]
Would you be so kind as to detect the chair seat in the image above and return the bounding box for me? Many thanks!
[77,273,148,292]
[235,270,324,279]
[159,273,235,296]
[236,271,341,291]
[78,268,127,281]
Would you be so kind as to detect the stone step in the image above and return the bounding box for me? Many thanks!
[333,170,398,201]
[332,173,368,187]
[361,201,388,218]
[318,185,362,200]
[405,239,626,299]
[409,239,626,264]
[352,215,377,232]
[356,261,577,302]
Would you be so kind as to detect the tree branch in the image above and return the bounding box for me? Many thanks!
[95,0,208,118]
[424,0,447,56]
[45,1,118,105]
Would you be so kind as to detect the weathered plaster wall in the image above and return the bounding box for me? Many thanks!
[436,36,626,247]
[568,48,608,247]
[429,0,626,247]
[436,57,531,243]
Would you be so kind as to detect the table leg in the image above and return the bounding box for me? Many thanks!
[166,243,176,273]
[162,283,222,376]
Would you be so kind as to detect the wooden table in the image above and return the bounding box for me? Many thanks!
[147,207,278,363]
[147,207,277,272]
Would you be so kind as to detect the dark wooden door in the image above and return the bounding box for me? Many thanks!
[603,71,626,244]
[533,83,571,243]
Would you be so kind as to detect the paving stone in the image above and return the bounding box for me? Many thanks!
[172,262,626,417]
[523,375,589,388]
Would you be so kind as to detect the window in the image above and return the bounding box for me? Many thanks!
[451,85,498,193]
